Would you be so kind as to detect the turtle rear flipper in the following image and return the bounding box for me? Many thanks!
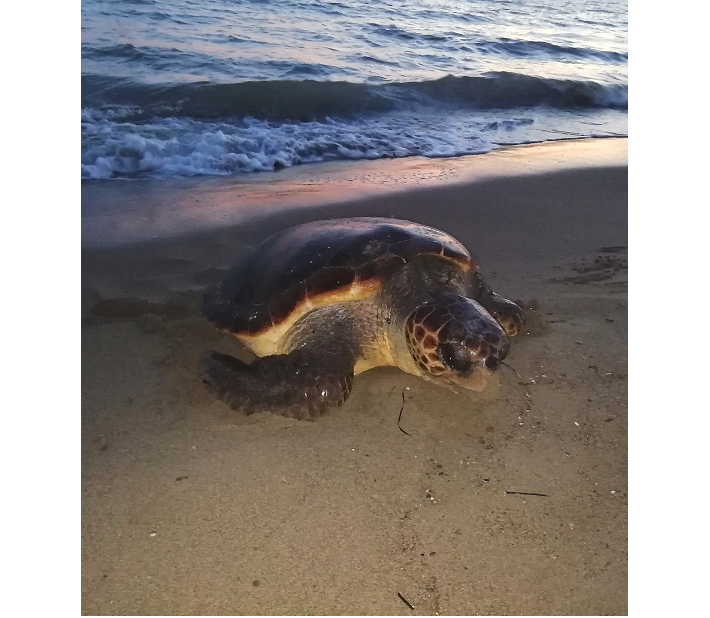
[201,350,354,419]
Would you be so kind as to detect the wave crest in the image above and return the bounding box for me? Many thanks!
[81,72,627,123]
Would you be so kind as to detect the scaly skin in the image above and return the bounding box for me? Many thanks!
[470,270,524,336]
[201,255,523,417]
[201,350,354,419]
[381,257,517,393]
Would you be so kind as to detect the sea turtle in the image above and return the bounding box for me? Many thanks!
[201,217,523,419]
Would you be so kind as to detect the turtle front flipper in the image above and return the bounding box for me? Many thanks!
[470,271,524,337]
[201,350,354,419]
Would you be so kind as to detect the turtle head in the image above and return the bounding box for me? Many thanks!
[404,294,510,392]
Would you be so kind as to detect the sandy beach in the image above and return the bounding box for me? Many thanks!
[81,140,628,615]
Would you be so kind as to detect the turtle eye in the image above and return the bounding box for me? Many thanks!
[438,342,473,373]
[485,356,499,370]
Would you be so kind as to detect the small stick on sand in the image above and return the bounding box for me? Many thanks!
[505,491,548,497]
[397,390,410,436]
[397,592,414,610]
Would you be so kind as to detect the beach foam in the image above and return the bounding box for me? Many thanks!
[81,102,625,179]
[81,0,627,179]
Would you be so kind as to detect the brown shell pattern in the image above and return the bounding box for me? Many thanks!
[205,217,473,335]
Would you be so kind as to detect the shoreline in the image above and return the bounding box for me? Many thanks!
[82,137,627,248]
[82,144,627,615]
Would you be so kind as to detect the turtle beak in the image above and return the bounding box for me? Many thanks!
[444,363,494,392]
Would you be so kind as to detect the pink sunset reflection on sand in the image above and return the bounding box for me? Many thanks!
[82,138,627,247]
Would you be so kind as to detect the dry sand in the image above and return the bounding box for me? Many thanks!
[82,141,628,615]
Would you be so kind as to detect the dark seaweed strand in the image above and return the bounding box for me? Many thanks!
[398,592,414,610]
[397,389,410,436]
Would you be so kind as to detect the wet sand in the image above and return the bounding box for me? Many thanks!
[82,143,628,615]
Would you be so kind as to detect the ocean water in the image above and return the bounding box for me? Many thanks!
[81,0,627,180]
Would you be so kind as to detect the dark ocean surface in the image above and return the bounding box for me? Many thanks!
[81,0,628,179]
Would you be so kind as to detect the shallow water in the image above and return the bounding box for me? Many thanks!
[81,0,627,179]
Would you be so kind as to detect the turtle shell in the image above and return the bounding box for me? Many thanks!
[203,217,474,346]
